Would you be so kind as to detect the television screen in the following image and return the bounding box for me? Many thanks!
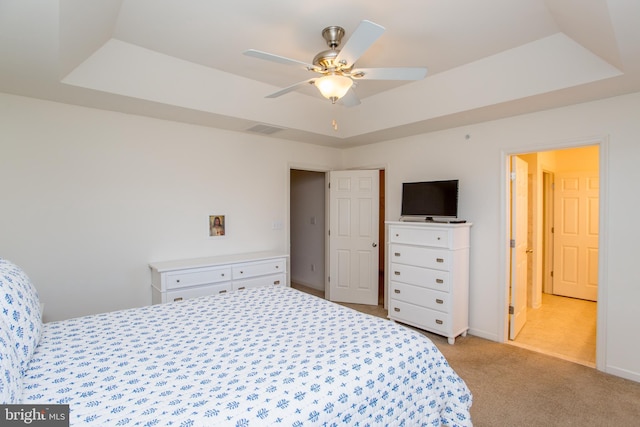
[401,180,459,218]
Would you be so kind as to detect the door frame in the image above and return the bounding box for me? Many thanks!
[498,137,609,372]
[287,164,332,291]
[542,170,554,294]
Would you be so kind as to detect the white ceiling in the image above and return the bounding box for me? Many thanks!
[1,0,639,147]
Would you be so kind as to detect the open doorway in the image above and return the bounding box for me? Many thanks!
[507,145,599,367]
[289,168,386,309]
[289,169,326,293]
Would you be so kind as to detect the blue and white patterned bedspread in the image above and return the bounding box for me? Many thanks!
[22,286,472,426]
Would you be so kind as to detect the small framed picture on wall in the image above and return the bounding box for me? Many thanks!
[209,215,225,237]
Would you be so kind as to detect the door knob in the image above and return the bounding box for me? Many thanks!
[372,242,377,247]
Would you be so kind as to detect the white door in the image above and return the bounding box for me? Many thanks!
[553,172,599,301]
[328,170,379,305]
[510,156,528,340]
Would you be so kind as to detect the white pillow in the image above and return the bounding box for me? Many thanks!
[0,259,43,374]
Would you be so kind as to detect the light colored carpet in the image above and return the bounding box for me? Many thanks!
[291,283,640,426]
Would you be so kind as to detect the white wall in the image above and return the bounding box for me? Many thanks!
[0,93,340,321]
[342,92,640,382]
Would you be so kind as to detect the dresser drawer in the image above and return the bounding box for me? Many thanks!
[389,300,450,335]
[389,226,449,248]
[232,259,285,280]
[150,252,289,305]
[165,282,232,302]
[233,273,285,290]
[165,266,231,290]
[389,263,450,292]
[390,244,450,270]
[390,282,450,312]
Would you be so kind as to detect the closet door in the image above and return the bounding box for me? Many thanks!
[553,172,599,301]
[327,170,379,305]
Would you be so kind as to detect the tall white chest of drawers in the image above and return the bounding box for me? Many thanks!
[150,251,288,304]
[386,221,471,344]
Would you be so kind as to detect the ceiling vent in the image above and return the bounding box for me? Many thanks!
[246,124,286,135]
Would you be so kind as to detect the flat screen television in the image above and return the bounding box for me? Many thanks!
[401,179,459,220]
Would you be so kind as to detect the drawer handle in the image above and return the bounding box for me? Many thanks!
[395,233,399,237]
[221,273,225,277]
[394,289,400,294]
[176,279,180,283]
[436,279,444,284]
[173,297,183,302]
[274,280,281,285]
[394,307,400,312]
[436,258,444,263]
[437,237,441,240]
[219,290,227,294]
[275,265,279,269]
[238,286,246,290]
[394,271,401,276]
[436,299,444,304]
[394,252,401,257]
[436,319,443,325]
[239,271,243,274]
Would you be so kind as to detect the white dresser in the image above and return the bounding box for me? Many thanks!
[386,221,471,344]
[150,251,288,304]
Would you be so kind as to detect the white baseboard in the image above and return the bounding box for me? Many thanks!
[467,328,499,342]
[605,365,640,383]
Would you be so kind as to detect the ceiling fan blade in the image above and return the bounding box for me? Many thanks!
[351,67,428,80]
[335,20,385,67]
[338,88,361,108]
[265,79,314,98]
[244,49,316,70]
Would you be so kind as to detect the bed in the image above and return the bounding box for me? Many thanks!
[1,258,472,426]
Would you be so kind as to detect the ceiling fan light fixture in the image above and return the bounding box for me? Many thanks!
[314,74,353,103]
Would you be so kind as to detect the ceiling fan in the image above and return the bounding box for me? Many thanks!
[243,20,428,107]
